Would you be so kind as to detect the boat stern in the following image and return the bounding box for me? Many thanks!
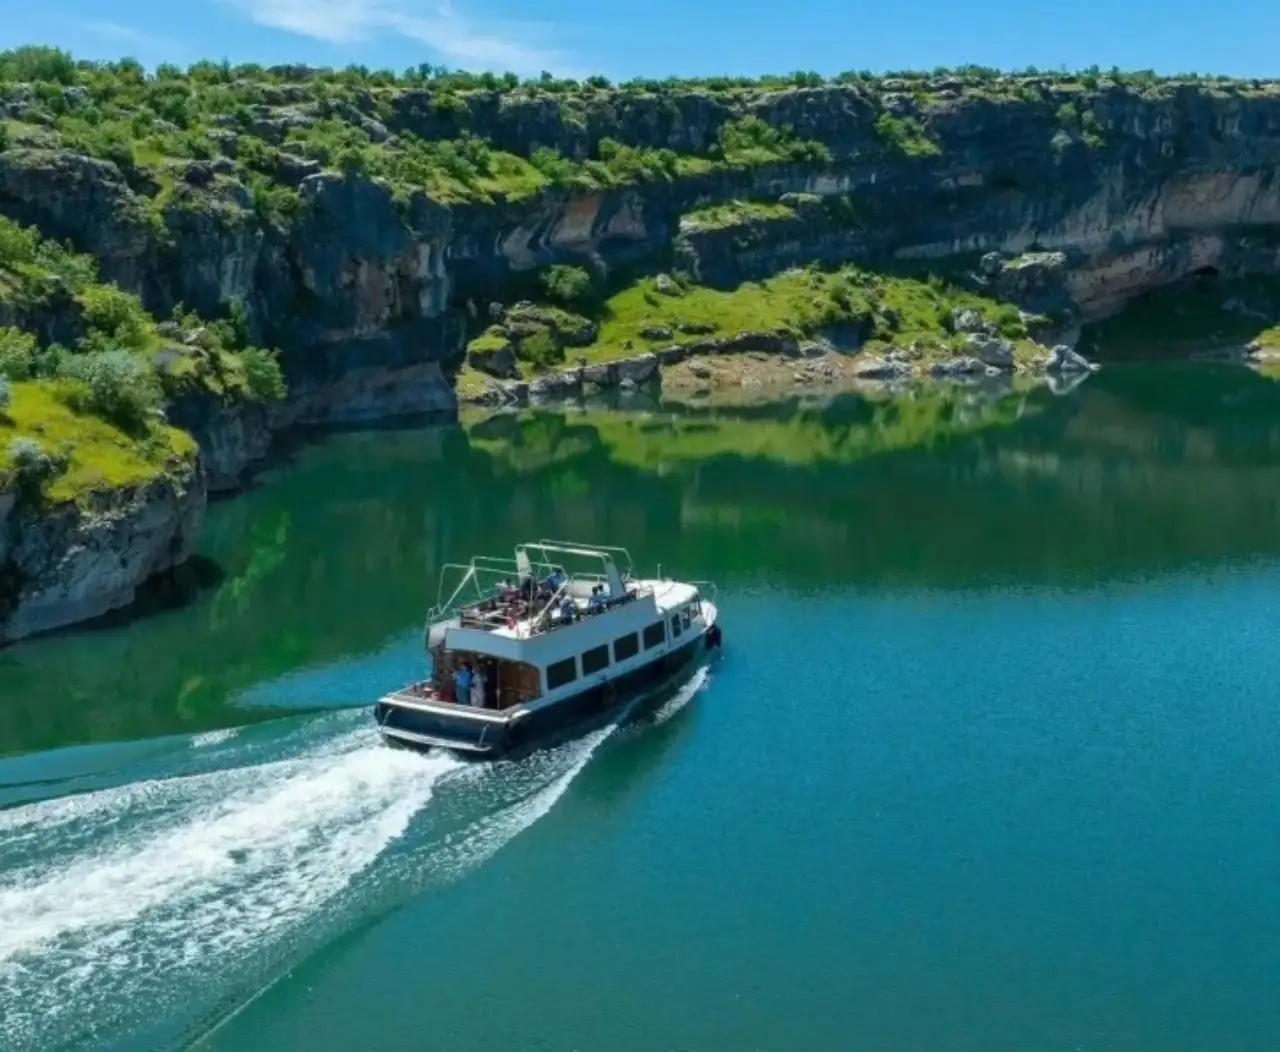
[374,692,515,756]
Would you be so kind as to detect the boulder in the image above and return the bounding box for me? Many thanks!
[951,307,989,334]
[964,332,1014,368]
[615,353,660,384]
[677,321,716,335]
[656,345,688,365]
[856,357,913,380]
[654,273,682,296]
[640,324,674,341]
[1046,344,1099,374]
[468,340,517,379]
[929,356,987,378]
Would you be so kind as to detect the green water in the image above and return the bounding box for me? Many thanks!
[4,365,1280,1052]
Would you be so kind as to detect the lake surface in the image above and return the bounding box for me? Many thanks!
[3,365,1280,1052]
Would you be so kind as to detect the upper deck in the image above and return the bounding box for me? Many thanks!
[425,542,708,662]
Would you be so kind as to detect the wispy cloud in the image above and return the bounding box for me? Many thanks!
[77,20,179,51]
[219,0,580,76]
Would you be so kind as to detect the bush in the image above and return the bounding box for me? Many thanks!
[7,436,67,499]
[77,284,152,350]
[0,376,10,413]
[240,347,286,401]
[0,327,36,380]
[58,350,161,431]
[540,264,593,305]
[516,329,563,368]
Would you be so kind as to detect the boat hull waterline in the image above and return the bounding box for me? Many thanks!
[374,611,722,759]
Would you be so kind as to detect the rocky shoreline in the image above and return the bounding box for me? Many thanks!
[460,316,1100,409]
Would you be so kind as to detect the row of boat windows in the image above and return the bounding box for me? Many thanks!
[545,604,697,690]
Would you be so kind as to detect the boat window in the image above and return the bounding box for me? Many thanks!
[582,644,610,675]
[671,613,683,637]
[681,608,692,630]
[614,632,640,661]
[642,621,666,649]
[546,657,577,691]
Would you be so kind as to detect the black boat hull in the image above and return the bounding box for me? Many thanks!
[375,624,720,760]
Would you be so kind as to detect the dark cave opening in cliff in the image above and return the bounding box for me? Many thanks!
[1191,265,1222,281]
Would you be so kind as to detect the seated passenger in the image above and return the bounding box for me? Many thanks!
[559,596,575,624]
[588,585,606,613]
[546,568,565,591]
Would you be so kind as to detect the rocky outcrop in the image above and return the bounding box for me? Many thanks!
[165,392,273,493]
[5,80,1280,401]
[0,462,206,644]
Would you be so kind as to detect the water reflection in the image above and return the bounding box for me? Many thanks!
[3,365,1280,755]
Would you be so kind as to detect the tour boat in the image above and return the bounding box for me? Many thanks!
[373,540,722,758]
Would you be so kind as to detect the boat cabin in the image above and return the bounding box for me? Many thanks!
[398,541,708,713]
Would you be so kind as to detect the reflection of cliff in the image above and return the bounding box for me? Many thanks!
[4,368,1280,754]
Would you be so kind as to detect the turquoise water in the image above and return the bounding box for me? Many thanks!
[3,366,1280,1051]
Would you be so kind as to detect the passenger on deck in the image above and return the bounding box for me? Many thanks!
[588,585,606,613]
[470,664,486,708]
[453,662,472,706]
[546,568,565,591]
[559,596,575,624]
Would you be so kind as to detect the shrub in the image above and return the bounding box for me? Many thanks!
[516,329,563,368]
[540,264,593,305]
[58,350,161,431]
[77,284,152,349]
[7,436,67,499]
[0,327,36,381]
[0,376,10,413]
[529,146,577,186]
[240,347,286,401]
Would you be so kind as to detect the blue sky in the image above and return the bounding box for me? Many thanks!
[2,0,1278,81]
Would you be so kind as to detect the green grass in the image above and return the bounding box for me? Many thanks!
[681,199,797,232]
[0,381,196,503]
[561,267,1034,365]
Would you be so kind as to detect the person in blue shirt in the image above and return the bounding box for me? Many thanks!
[547,568,565,591]
[453,662,472,704]
[588,586,606,613]
[558,596,575,625]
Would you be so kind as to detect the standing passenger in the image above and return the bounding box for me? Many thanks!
[470,664,486,708]
[453,662,472,706]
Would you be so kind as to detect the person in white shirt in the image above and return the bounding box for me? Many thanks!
[470,664,486,708]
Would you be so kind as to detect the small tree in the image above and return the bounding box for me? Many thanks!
[540,264,593,305]
[239,347,286,401]
[0,327,36,380]
[58,350,160,432]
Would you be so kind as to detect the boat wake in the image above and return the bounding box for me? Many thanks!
[0,657,713,1052]
[0,698,637,1052]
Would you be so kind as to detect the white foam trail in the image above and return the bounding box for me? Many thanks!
[0,729,458,1051]
[649,665,710,726]
[190,728,239,749]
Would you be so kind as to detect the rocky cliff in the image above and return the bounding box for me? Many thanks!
[2,56,1280,641]
[4,69,1280,395]
[0,458,204,644]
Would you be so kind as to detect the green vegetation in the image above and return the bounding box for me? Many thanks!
[540,264,595,305]
[0,381,196,503]
[682,199,798,232]
[874,114,940,157]
[0,214,283,502]
[485,265,1039,369]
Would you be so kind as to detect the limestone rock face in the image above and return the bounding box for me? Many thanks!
[0,463,206,644]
